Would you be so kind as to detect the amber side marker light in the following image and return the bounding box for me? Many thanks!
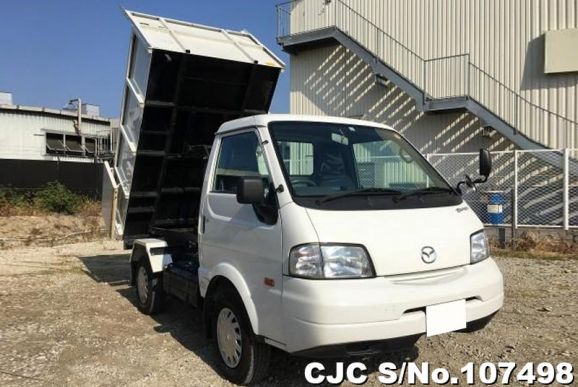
[264,278,275,287]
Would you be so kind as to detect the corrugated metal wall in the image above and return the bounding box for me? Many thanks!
[0,109,111,161]
[288,0,578,149]
[290,44,511,153]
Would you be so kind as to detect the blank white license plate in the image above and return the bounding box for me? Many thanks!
[426,299,466,337]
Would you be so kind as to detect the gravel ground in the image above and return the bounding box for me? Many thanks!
[0,215,104,250]
[0,241,576,386]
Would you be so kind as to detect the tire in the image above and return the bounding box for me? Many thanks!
[211,287,270,385]
[134,259,165,315]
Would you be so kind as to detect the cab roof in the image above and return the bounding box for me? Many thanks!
[217,114,394,134]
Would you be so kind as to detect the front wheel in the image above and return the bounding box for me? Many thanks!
[134,260,165,315]
[212,287,270,385]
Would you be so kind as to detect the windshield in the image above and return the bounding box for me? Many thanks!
[269,121,461,210]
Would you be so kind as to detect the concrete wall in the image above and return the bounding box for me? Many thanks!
[0,159,104,198]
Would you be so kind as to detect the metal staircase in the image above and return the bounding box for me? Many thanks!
[276,0,578,150]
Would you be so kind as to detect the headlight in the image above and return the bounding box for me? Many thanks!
[288,244,323,279]
[289,243,374,279]
[470,230,489,264]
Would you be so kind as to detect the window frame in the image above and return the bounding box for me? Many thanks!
[45,131,108,158]
[45,132,67,154]
[64,134,84,155]
[267,121,461,211]
[210,128,271,195]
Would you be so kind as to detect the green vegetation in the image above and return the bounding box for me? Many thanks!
[0,182,97,216]
[34,182,83,214]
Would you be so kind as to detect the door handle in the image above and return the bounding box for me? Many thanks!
[200,215,207,233]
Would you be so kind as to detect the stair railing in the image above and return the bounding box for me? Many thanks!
[276,0,578,148]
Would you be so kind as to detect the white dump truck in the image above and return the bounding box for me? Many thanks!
[104,11,503,385]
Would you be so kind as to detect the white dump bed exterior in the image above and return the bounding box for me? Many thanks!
[108,10,284,239]
[126,10,284,67]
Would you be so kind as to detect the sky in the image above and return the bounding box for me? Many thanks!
[0,0,290,118]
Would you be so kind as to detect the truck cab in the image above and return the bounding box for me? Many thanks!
[132,114,503,384]
[110,11,502,385]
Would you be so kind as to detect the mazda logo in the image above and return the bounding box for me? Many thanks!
[421,246,436,263]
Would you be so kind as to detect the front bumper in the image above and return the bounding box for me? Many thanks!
[281,258,503,353]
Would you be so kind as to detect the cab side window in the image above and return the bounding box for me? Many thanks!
[213,132,270,193]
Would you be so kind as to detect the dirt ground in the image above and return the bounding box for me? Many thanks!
[0,240,576,386]
[0,215,104,250]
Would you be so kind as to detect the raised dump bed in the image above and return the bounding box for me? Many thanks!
[111,10,284,244]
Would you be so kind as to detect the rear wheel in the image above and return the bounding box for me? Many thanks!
[134,260,165,315]
[212,287,270,385]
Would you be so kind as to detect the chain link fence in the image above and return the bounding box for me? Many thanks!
[570,149,578,228]
[428,149,578,229]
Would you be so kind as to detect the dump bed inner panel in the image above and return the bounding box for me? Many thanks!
[122,49,280,241]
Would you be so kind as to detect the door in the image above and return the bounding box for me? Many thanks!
[200,130,284,343]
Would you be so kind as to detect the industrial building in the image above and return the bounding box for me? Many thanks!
[277,0,578,152]
[276,0,578,230]
[0,92,115,196]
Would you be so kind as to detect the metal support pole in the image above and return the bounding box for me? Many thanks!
[422,60,427,104]
[511,150,518,245]
[110,186,118,239]
[514,96,519,135]
[466,56,470,97]
[70,98,85,155]
[563,148,569,231]
[425,153,432,187]
[76,97,82,135]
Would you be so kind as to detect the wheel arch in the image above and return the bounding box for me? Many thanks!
[129,239,170,285]
[204,265,259,338]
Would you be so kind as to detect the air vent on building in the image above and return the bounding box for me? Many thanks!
[82,104,100,117]
[0,91,13,105]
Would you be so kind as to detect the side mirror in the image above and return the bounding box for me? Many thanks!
[236,177,264,204]
[456,149,492,193]
[479,149,492,179]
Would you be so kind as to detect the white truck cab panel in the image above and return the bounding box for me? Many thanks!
[282,258,503,352]
[199,128,285,342]
[130,113,503,383]
[195,115,503,351]
[304,203,480,276]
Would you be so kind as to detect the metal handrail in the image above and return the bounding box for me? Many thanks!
[276,0,578,146]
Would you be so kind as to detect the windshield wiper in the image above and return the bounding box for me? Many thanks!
[394,186,455,202]
[317,188,402,204]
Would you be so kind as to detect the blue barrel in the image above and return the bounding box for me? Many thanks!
[486,191,505,225]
